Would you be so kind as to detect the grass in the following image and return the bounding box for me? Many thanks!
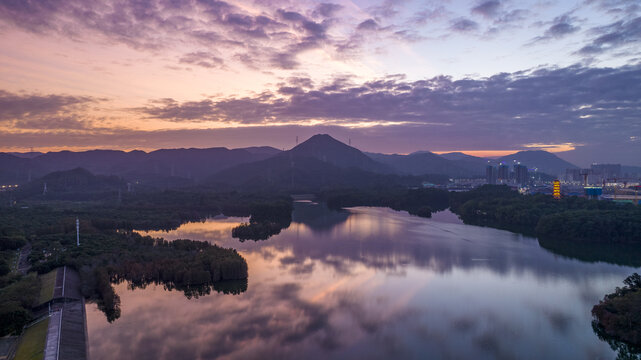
[14,317,49,360]
[36,269,58,306]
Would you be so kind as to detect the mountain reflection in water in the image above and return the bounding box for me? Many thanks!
[86,202,637,360]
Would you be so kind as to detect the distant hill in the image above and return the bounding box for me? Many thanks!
[208,134,440,190]
[496,151,578,177]
[438,152,492,175]
[438,152,484,162]
[16,168,126,200]
[287,134,391,173]
[237,146,282,156]
[0,147,277,187]
[369,149,582,178]
[4,139,635,190]
[367,151,477,176]
[0,153,39,184]
[32,150,146,175]
[210,154,429,191]
[9,152,43,159]
[133,147,273,180]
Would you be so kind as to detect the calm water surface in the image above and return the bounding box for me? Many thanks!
[86,202,636,359]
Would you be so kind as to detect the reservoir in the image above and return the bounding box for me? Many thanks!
[86,202,635,359]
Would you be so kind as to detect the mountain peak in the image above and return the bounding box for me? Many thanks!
[296,134,344,146]
[287,134,390,173]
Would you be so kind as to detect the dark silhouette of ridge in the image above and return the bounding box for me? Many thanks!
[286,134,391,173]
[368,151,478,176]
[497,150,578,176]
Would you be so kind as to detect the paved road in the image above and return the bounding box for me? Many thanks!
[17,243,31,274]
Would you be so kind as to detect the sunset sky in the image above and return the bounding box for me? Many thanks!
[1,0,640,166]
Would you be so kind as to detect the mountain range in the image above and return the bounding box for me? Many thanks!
[3,134,630,191]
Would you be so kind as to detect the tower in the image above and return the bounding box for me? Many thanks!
[553,180,561,200]
[76,217,80,246]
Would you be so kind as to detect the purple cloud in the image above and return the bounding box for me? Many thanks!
[578,16,641,54]
[179,52,225,68]
[450,18,480,32]
[131,64,641,161]
[0,0,343,71]
[0,90,98,129]
[472,1,502,18]
[544,15,580,38]
[313,3,343,18]
[357,19,380,31]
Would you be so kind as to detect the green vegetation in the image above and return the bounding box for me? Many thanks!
[0,188,281,332]
[0,274,40,335]
[450,185,641,242]
[0,231,26,277]
[321,187,450,218]
[231,201,293,241]
[593,273,641,354]
[538,238,641,268]
[14,318,49,360]
[36,270,57,306]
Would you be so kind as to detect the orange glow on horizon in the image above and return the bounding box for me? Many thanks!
[432,150,520,158]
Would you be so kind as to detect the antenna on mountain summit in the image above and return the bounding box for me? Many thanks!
[349,138,351,146]
[296,136,298,145]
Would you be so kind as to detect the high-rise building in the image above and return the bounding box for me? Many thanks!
[498,164,509,183]
[565,168,582,182]
[486,165,497,185]
[514,164,529,185]
[591,164,621,182]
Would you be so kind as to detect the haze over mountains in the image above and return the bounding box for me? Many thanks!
[1,134,627,191]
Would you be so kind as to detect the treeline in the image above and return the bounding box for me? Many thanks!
[450,185,641,243]
[592,273,641,351]
[0,274,39,335]
[93,189,293,230]
[0,189,274,331]
[24,228,248,323]
[320,187,450,218]
[232,201,293,241]
[81,238,248,322]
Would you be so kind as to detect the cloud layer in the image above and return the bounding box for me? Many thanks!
[134,64,641,151]
[0,91,99,130]
[0,0,640,165]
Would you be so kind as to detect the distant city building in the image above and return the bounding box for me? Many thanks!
[591,164,621,183]
[498,164,509,183]
[565,168,583,182]
[585,186,603,199]
[514,164,529,185]
[486,165,497,185]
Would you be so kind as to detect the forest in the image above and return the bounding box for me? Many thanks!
[592,273,641,354]
[231,201,293,241]
[449,185,641,243]
[2,182,641,336]
[0,189,293,334]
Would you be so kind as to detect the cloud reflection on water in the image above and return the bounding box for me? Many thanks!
[87,203,634,359]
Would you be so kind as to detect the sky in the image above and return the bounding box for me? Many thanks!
[0,0,640,166]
